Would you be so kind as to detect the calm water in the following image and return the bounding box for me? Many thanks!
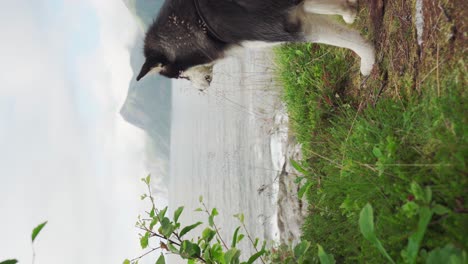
[169,49,284,261]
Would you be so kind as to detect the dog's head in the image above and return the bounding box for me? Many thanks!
[136,49,176,80]
[136,42,215,90]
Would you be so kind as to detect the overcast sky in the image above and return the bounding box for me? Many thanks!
[0,0,152,263]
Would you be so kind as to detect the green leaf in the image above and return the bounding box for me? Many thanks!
[158,207,168,219]
[0,260,18,264]
[141,174,151,185]
[410,182,425,202]
[294,176,305,184]
[202,228,216,242]
[294,241,311,260]
[298,182,313,199]
[168,242,179,254]
[150,217,158,230]
[246,250,265,264]
[187,260,195,264]
[424,186,432,204]
[209,215,215,227]
[253,238,259,248]
[140,232,150,249]
[194,208,203,212]
[199,196,203,203]
[146,174,151,184]
[31,221,48,243]
[174,206,184,223]
[359,204,376,241]
[237,234,245,244]
[402,201,420,218]
[211,208,219,217]
[359,204,395,264]
[426,244,467,264]
[180,240,201,259]
[160,217,175,238]
[156,254,165,264]
[231,226,241,248]
[372,147,383,158]
[234,214,244,224]
[404,206,433,264]
[433,204,451,215]
[261,241,267,251]
[290,159,308,175]
[317,244,335,264]
[224,248,241,264]
[180,222,203,238]
[209,243,225,263]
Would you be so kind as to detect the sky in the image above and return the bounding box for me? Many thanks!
[0,0,152,263]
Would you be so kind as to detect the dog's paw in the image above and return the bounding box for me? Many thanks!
[343,0,358,24]
[343,12,356,24]
[360,62,374,76]
[360,46,375,76]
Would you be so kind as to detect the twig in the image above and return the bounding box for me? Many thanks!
[145,181,183,243]
[141,179,208,263]
[418,58,446,87]
[201,202,229,250]
[138,226,207,263]
[309,150,344,170]
[130,247,161,262]
[240,221,266,264]
[32,244,36,264]
[341,101,363,164]
[360,163,453,167]
[146,181,158,216]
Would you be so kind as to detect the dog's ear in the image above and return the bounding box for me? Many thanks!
[136,59,164,81]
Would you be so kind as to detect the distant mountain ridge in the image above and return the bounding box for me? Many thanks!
[121,0,164,30]
[120,0,172,173]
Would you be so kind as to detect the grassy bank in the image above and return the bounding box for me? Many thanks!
[275,0,467,262]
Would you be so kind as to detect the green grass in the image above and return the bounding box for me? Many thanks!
[274,25,467,264]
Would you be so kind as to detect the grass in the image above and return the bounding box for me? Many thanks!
[274,1,467,263]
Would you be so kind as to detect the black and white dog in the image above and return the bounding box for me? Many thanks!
[136,0,375,90]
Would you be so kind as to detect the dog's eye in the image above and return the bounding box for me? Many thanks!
[205,75,212,83]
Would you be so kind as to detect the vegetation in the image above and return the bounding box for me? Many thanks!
[274,0,467,263]
[124,176,313,264]
[128,1,466,263]
[1,221,48,264]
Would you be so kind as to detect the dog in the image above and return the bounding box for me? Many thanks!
[136,0,375,90]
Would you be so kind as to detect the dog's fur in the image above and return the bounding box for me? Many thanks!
[137,0,375,90]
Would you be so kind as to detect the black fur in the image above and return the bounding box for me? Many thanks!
[137,0,305,81]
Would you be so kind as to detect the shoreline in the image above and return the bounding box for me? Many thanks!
[269,103,308,245]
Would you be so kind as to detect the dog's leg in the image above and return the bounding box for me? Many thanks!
[302,15,375,75]
[304,0,357,24]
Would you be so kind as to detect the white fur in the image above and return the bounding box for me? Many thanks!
[240,41,283,49]
[149,64,164,74]
[295,5,375,75]
[180,64,214,91]
[304,0,358,24]
[182,0,375,88]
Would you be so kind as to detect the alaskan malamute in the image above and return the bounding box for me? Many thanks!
[137,0,375,90]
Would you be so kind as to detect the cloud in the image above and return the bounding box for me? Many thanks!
[0,1,149,263]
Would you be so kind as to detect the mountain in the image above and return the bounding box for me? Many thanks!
[120,0,172,168]
[122,0,165,30]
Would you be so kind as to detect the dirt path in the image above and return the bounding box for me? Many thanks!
[350,0,466,101]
